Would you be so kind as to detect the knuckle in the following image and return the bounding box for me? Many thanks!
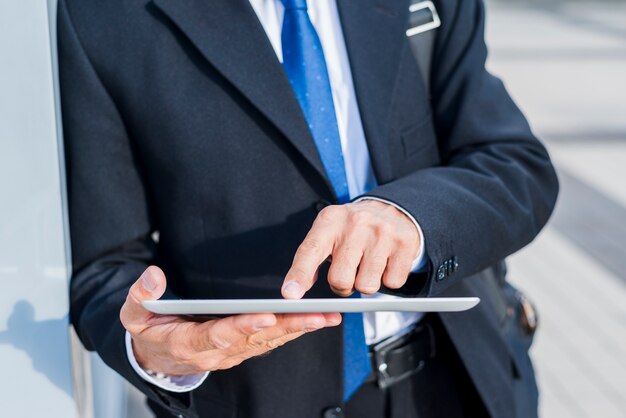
[376,221,394,237]
[287,265,309,282]
[394,234,410,248]
[119,308,133,330]
[342,245,362,260]
[367,254,388,272]
[397,230,417,247]
[329,276,353,291]
[279,320,300,335]
[355,282,379,295]
[330,248,359,270]
[332,287,354,297]
[119,312,143,336]
[125,290,142,308]
[232,318,253,335]
[383,273,408,289]
[280,319,306,335]
[384,281,403,290]
[298,238,322,255]
[244,335,266,351]
[329,275,354,292]
[393,252,415,271]
[350,210,372,226]
[318,205,343,223]
[207,333,231,350]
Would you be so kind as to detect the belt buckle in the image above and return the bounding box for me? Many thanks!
[371,323,435,390]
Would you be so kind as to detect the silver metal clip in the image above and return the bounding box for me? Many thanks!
[406,1,441,37]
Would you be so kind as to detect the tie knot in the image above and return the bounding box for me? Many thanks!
[282,0,307,11]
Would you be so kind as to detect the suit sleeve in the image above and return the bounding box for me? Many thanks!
[363,0,559,296]
[58,0,198,415]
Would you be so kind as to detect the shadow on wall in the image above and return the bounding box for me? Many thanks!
[0,300,72,397]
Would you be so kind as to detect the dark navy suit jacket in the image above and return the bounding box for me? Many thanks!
[59,0,558,416]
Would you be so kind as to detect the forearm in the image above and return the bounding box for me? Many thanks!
[71,243,162,396]
[71,247,203,416]
[364,140,558,296]
[362,0,559,296]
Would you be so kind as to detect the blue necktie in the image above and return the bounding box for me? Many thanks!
[280,0,372,402]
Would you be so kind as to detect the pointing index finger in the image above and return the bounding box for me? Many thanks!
[282,221,337,299]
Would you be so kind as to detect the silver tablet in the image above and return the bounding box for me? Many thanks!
[143,297,479,316]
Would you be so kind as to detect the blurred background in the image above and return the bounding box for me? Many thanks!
[486,0,626,417]
[1,0,624,417]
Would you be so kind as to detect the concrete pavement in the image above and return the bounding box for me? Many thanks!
[487,1,626,417]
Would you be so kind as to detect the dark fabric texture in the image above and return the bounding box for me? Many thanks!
[58,0,558,417]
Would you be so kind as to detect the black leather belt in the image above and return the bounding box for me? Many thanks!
[364,319,437,389]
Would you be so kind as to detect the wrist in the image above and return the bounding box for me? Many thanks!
[125,331,209,392]
[129,335,151,371]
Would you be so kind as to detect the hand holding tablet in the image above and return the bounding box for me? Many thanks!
[124,265,480,377]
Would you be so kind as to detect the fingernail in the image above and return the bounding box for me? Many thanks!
[253,322,272,331]
[253,317,275,331]
[282,282,302,299]
[141,273,157,292]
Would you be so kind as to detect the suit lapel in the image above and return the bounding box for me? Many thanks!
[151,0,333,194]
[152,0,410,192]
[336,0,409,184]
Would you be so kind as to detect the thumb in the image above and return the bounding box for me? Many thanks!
[120,266,167,332]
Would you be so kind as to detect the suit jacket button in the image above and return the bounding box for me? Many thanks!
[445,258,455,275]
[323,406,345,418]
[436,265,446,281]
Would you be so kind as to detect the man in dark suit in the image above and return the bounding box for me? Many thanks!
[59,0,558,416]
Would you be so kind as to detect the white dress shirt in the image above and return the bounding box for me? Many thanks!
[127,0,428,391]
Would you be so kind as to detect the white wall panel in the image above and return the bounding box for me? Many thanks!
[0,1,77,416]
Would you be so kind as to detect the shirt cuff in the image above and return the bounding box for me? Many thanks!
[354,197,428,272]
[125,331,209,393]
